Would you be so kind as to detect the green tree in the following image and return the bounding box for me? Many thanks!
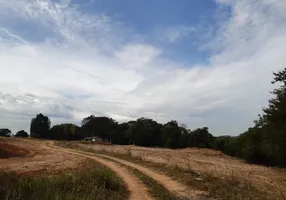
[80,115,117,140]
[30,113,51,138]
[0,129,11,137]
[161,121,182,148]
[241,68,286,166]
[109,122,130,145]
[50,124,80,140]
[127,118,162,147]
[188,127,214,148]
[15,130,29,137]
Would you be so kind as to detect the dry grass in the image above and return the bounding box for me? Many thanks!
[59,142,286,200]
[0,161,128,200]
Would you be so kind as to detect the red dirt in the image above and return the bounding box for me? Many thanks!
[0,143,29,158]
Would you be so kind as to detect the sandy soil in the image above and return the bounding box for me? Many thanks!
[0,137,85,174]
[0,142,29,158]
[76,143,286,194]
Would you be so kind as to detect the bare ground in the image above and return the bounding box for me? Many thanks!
[0,142,29,158]
[0,138,85,174]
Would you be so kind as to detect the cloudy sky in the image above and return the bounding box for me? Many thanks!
[0,0,285,135]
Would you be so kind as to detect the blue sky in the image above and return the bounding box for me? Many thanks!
[85,0,218,64]
[0,0,286,135]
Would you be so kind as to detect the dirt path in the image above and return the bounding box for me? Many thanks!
[52,145,153,200]
[52,143,204,199]
[0,139,153,200]
[96,154,204,199]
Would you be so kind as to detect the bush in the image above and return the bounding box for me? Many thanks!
[15,130,29,137]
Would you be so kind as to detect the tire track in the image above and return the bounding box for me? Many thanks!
[52,144,153,200]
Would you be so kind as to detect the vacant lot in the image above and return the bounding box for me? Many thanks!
[1,138,286,200]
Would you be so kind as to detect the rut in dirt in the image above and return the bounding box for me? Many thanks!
[53,145,153,200]
[96,154,205,199]
[52,143,205,199]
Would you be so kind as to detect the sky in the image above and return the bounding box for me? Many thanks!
[0,0,286,136]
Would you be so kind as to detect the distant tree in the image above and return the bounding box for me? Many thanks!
[109,122,130,145]
[0,128,11,137]
[30,113,51,138]
[188,127,214,148]
[15,130,29,137]
[50,124,80,140]
[80,115,117,140]
[161,121,182,149]
[127,118,162,147]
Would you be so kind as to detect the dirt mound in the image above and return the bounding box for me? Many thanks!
[0,143,29,158]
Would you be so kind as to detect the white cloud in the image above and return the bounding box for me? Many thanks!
[115,44,161,69]
[0,0,286,135]
[161,25,195,43]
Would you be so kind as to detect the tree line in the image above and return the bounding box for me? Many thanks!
[0,129,29,138]
[29,113,214,149]
[1,69,286,167]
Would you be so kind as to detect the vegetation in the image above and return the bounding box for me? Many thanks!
[30,113,51,138]
[50,124,81,140]
[0,163,128,200]
[15,130,29,137]
[0,129,11,137]
[213,69,286,167]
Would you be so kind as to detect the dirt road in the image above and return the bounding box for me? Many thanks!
[0,138,154,200]
[2,138,206,200]
[0,138,206,199]
[52,144,205,199]
[96,153,204,198]
[74,142,286,194]
[52,145,153,200]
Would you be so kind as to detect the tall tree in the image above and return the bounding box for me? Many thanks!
[80,115,117,140]
[247,68,286,166]
[30,113,51,138]
[50,124,80,140]
[161,121,182,149]
[188,127,214,148]
[127,118,162,147]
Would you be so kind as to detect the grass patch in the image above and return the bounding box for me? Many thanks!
[0,162,128,200]
[57,141,285,200]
